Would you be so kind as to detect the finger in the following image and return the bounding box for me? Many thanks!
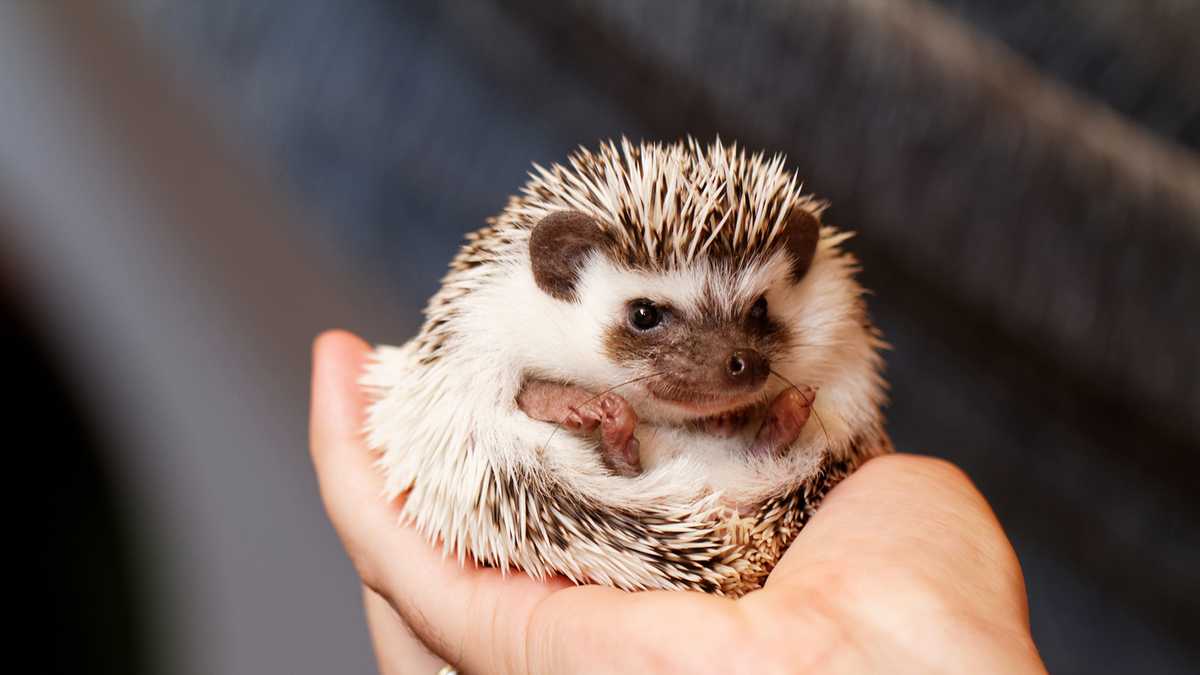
[309,330,401,589]
[363,585,447,675]
[308,330,566,669]
[309,330,369,465]
[309,330,743,674]
[309,329,475,659]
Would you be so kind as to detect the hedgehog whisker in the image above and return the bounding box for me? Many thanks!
[769,368,831,450]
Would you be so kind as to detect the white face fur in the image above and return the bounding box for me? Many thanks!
[520,237,874,407]
[472,229,885,498]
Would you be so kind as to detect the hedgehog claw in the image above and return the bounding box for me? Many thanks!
[564,407,598,432]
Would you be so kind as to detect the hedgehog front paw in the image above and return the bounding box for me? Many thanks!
[598,394,642,476]
[517,378,643,477]
[749,386,815,457]
[569,393,642,476]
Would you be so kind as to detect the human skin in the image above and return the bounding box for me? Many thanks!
[309,330,1047,674]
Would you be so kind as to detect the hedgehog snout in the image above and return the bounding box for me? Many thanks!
[725,349,769,388]
[648,346,771,398]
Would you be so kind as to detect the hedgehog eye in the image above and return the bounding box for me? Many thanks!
[628,299,663,330]
[749,296,768,321]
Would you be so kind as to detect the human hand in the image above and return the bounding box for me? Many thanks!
[310,330,1046,674]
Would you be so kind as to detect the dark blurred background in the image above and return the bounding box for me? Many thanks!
[3,1,1197,673]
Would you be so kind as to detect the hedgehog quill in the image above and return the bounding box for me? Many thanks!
[364,138,891,597]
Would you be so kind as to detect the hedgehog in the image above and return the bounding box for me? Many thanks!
[363,138,890,597]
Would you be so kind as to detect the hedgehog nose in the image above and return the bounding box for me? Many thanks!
[725,349,768,388]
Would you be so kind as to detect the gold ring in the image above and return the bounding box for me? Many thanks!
[437,666,458,675]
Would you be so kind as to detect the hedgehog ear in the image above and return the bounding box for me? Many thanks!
[782,207,821,280]
[529,210,612,301]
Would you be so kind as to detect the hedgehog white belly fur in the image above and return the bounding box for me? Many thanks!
[364,138,890,597]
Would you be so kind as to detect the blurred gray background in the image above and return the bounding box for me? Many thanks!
[3,1,1197,673]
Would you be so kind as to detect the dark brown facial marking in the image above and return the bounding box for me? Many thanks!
[604,294,788,407]
[783,207,821,280]
[529,210,613,301]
